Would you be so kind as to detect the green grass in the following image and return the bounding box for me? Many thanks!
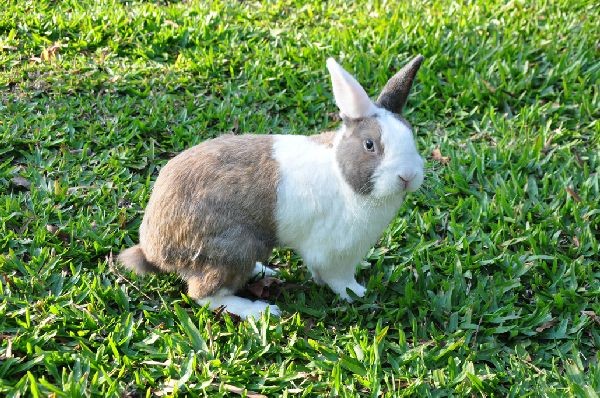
[1,0,598,396]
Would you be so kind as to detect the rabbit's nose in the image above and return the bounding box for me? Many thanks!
[398,171,416,189]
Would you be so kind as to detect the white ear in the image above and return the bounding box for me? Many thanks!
[326,58,376,119]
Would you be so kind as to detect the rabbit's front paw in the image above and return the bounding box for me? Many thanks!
[325,278,366,302]
[340,281,366,302]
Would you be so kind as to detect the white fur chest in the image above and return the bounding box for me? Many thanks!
[272,134,403,268]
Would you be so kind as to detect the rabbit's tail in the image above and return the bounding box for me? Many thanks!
[117,245,161,274]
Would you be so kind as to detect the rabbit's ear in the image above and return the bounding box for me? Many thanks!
[376,55,424,115]
[327,58,376,119]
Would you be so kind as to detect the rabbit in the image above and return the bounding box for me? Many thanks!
[118,54,425,319]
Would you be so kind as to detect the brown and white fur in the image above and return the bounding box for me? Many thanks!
[118,55,425,319]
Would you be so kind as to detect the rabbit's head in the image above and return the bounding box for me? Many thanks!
[327,56,425,199]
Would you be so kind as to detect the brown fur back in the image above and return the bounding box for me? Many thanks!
[137,134,278,297]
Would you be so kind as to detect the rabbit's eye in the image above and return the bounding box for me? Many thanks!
[364,139,375,152]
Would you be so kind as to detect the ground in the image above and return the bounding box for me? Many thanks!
[0,0,598,396]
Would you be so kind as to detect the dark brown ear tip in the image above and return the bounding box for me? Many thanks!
[376,54,425,114]
[410,54,425,68]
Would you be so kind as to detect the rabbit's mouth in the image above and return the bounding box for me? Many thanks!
[399,172,424,193]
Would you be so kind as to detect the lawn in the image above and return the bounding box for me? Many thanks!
[1,0,598,396]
